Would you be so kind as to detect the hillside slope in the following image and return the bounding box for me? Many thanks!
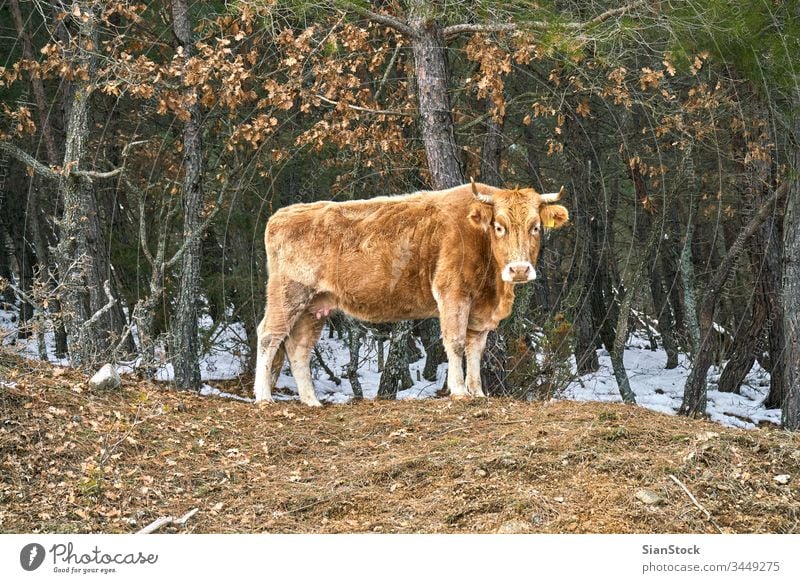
[1,352,798,534]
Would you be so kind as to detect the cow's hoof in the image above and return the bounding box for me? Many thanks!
[301,399,323,407]
[450,393,471,401]
[255,398,274,406]
[466,387,486,398]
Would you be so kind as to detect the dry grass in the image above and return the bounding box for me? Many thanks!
[1,351,798,534]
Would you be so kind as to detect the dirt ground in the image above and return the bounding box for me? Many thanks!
[1,351,798,534]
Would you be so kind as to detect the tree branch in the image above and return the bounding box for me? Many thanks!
[338,2,414,38]
[314,94,412,117]
[0,141,60,180]
[0,141,125,182]
[374,42,402,103]
[443,23,516,37]
[136,508,199,534]
[73,167,124,181]
[130,178,157,268]
[705,180,790,303]
[82,280,118,331]
[442,0,646,38]
[164,180,227,269]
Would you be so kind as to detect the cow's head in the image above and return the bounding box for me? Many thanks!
[469,179,569,283]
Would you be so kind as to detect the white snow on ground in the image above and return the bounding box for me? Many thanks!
[0,308,70,366]
[561,333,781,429]
[272,331,443,404]
[0,304,782,429]
[153,315,248,382]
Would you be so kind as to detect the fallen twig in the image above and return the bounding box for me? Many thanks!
[669,474,723,532]
[668,474,710,519]
[136,508,199,534]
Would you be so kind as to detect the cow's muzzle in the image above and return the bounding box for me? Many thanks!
[502,261,536,283]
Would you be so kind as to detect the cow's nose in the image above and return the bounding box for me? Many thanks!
[510,264,531,279]
[502,261,536,283]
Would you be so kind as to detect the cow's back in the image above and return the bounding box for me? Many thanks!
[265,187,489,322]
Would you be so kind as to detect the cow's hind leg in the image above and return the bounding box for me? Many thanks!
[253,277,311,403]
[285,313,326,407]
[254,315,286,403]
[465,329,489,397]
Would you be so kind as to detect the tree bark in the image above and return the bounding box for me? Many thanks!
[408,0,464,189]
[9,0,60,164]
[378,321,414,399]
[9,0,69,356]
[782,87,800,430]
[718,140,782,395]
[346,321,364,400]
[170,0,204,390]
[680,149,702,356]
[564,118,600,374]
[680,181,790,417]
[54,1,126,367]
[630,160,679,368]
[419,318,446,381]
[761,207,786,408]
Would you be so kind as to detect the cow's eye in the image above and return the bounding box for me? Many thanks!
[494,223,506,237]
[531,224,540,235]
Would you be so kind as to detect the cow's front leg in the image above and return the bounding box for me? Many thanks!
[436,295,470,399]
[465,329,489,397]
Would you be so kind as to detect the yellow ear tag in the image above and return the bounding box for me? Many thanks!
[544,218,555,228]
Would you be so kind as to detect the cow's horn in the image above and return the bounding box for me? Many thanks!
[471,177,494,205]
[539,186,565,203]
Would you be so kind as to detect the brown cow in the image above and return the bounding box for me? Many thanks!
[253,181,569,406]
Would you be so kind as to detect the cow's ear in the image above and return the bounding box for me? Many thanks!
[540,204,569,229]
[468,203,492,231]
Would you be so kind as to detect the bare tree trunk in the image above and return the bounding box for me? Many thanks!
[782,89,800,430]
[659,219,686,345]
[610,170,663,403]
[170,0,204,390]
[404,2,466,389]
[378,321,414,399]
[681,181,790,417]
[419,318,446,381]
[0,232,13,306]
[716,309,762,394]
[10,0,69,358]
[346,321,364,400]
[761,207,786,408]
[565,119,600,374]
[10,0,60,164]
[783,193,800,428]
[718,144,781,395]
[630,161,679,369]
[54,1,125,367]
[408,0,464,189]
[4,189,36,338]
[680,150,702,355]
